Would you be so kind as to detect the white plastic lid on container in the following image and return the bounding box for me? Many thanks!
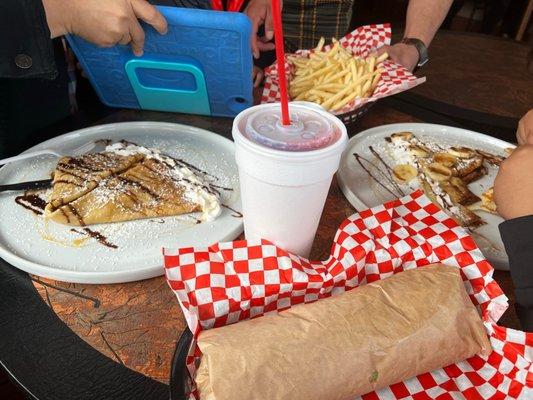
[243,103,340,151]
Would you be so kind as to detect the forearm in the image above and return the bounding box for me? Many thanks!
[499,215,533,332]
[0,0,57,79]
[404,0,453,46]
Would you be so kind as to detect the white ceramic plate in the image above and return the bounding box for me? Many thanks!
[337,123,514,271]
[0,122,243,283]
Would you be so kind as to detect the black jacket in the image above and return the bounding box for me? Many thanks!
[0,0,57,80]
[0,0,70,157]
[499,216,533,332]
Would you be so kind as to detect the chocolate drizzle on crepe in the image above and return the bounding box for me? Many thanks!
[171,156,220,182]
[148,158,218,197]
[67,204,85,225]
[353,152,405,198]
[14,191,117,249]
[211,184,233,192]
[70,228,118,249]
[15,193,47,215]
[222,204,243,218]
[116,176,161,200]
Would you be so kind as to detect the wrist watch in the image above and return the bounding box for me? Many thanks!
[400,38,429,68]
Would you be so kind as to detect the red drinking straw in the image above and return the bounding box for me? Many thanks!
[271,0,291,125]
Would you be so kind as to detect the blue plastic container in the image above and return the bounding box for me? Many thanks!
[67,6,253,117]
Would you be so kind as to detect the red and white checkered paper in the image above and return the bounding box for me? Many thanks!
[164,190,532,399]
[261,24,426,115]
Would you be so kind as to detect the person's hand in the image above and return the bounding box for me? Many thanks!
[253,66,264,88]
[377,43,419,72]
[244,0,278,59]
[517,109,533,145]
[494,145,533,220]
[42,0,167,56]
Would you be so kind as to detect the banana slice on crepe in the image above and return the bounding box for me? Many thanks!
[409,144,431,158]
[433,152,457,167]
[449,146,475,159]
[390,131,414,143]
[425,163,453,182]
[392,164,418,184]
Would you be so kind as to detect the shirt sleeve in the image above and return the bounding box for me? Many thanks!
[0,0,57,79]
[151,0,212,9]
[499,215,533,332]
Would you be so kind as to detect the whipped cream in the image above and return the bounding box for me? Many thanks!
[106,141,221,221]
[388,138,414,165]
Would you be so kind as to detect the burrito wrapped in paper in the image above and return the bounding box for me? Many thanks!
[195,264,491,400]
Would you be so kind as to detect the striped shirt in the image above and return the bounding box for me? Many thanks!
[212,0,355,51]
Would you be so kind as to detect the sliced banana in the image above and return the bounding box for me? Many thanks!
[468,200,497,214]
[425,163,452,181]
[409,144,431,158]
[392,164,418,184]
[481,187,494,202]
[504,147,514,156]
[390,131,414,143]
[480,187,497,212]
[449,146,475,159]
[433,152,457,167]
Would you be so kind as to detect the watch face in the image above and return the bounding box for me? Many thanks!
[418,57,429,67]
[403,38,428,68]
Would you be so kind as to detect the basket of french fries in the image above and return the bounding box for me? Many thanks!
[261,24,426,126]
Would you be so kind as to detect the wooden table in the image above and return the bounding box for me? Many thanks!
[20,102,520,391]
[389,30,532,141]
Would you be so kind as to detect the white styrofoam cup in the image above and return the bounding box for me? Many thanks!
[233,103,348,257]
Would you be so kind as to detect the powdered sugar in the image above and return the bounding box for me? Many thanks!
[106,141,221,221]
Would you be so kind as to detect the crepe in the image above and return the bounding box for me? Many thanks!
[195,264,490,400]
[47,152,144,210]
[386,132,506,228]
[44,142,221,226]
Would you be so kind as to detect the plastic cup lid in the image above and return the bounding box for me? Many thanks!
[244,105,337,151]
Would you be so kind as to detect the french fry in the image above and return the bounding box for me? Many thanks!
[325,68,349,83]
[344,73,351,85]
[329,42,340,56]
[309,89,336,98]
[350,60,358,81]
[287,36,385,111]
[362,79,372,94]
[331,90,359,111]
[292,64,336,84]
[376,52,389,63]
[313,83,345,91]
[321,83,359,109]
[315,37,325,52]
[371,72,382,90]
[367,56,376,73]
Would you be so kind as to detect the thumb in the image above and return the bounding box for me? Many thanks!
[376,45,390,56]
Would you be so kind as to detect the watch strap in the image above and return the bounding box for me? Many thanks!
[401,37,429,68]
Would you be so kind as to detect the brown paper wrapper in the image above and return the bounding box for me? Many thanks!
[195,264,491,400]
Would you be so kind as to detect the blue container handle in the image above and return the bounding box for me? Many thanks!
[125,59,211,115]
